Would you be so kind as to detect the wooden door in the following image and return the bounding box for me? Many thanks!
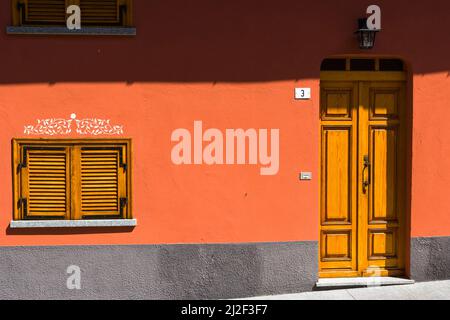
[358,81,407,277]
[319,75,407,278]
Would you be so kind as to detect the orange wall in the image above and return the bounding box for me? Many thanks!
[411,72,450,237]
[0,0,449,246]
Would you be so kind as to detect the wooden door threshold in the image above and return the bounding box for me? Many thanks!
[315,277,415,290]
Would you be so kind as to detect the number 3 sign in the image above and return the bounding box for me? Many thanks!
[295,88,311,100]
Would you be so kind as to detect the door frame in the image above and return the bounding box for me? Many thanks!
[318,55,413,278]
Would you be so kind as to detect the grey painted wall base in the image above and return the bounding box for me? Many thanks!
[0,241,317,300]
[0,236,448,299]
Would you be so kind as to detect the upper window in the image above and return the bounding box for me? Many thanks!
[12,139,132,221]
[12,0,133,27]
[321,58,404,72]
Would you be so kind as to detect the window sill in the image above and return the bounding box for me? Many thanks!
[6,26,136,36]
[9,219,137,229]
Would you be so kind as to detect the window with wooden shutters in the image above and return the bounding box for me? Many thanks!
[12,0,133,27]
[13,139,132,221]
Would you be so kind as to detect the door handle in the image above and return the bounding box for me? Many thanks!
[362,155,371,193]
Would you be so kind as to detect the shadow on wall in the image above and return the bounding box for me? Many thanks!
[5,226,135,235]
[0,0,449,84]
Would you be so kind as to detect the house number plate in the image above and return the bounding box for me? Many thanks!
[295,88,311,100]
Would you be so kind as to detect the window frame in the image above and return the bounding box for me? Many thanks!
[11,0,134,28]
[12,138,133,222]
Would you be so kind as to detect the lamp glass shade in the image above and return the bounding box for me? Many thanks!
[356,18,378,49]
[358,30,377,49]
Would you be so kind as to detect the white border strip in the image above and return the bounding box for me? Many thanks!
[10,219,137,228]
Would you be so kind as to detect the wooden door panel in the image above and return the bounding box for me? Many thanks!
[320,230,354,274]
[320,85,354,120]
[370,89,400,119]
[322,127,351,223]
[322,91,352,119]
[321,231,352,260]
[360,81,406,275]
[368,229,397,258]
[370,126,398,221]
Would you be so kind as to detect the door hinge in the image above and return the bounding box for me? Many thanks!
[18,197,27,216]
[17,2,25,25]
[119,4,128,25]
[120,197,128,216]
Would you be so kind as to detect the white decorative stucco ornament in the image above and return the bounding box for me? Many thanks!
[24,113,124,136]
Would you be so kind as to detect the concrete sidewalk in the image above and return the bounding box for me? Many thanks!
[244,280,450,300]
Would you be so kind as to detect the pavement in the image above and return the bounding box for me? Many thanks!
[243,280,450,300]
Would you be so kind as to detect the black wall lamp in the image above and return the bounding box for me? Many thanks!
[355,18,379,49]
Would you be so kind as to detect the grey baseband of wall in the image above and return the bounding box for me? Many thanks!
[410,236,450,282]
[0,241,317,300]
[0,237,448,299]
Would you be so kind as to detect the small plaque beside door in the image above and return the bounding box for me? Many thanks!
[299,172,312,180]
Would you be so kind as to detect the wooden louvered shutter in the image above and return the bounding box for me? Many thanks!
[22,0,67,25]
[73,145,128,219]
[79,0,133,26]
[80,0,120,25]
[13,0,133,27]
[19,146,70,219]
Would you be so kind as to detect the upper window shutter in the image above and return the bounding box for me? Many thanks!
[80,0,121,25]
[14,0,133,26]
[19,146,70,220]
[22,0,67,25]
[77,146,128,219]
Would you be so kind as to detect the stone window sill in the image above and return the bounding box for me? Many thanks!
[9,219,137,228]
[6,26,136,36]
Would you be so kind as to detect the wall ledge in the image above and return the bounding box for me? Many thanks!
[9,219,137,228]
[6,26,136,36]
